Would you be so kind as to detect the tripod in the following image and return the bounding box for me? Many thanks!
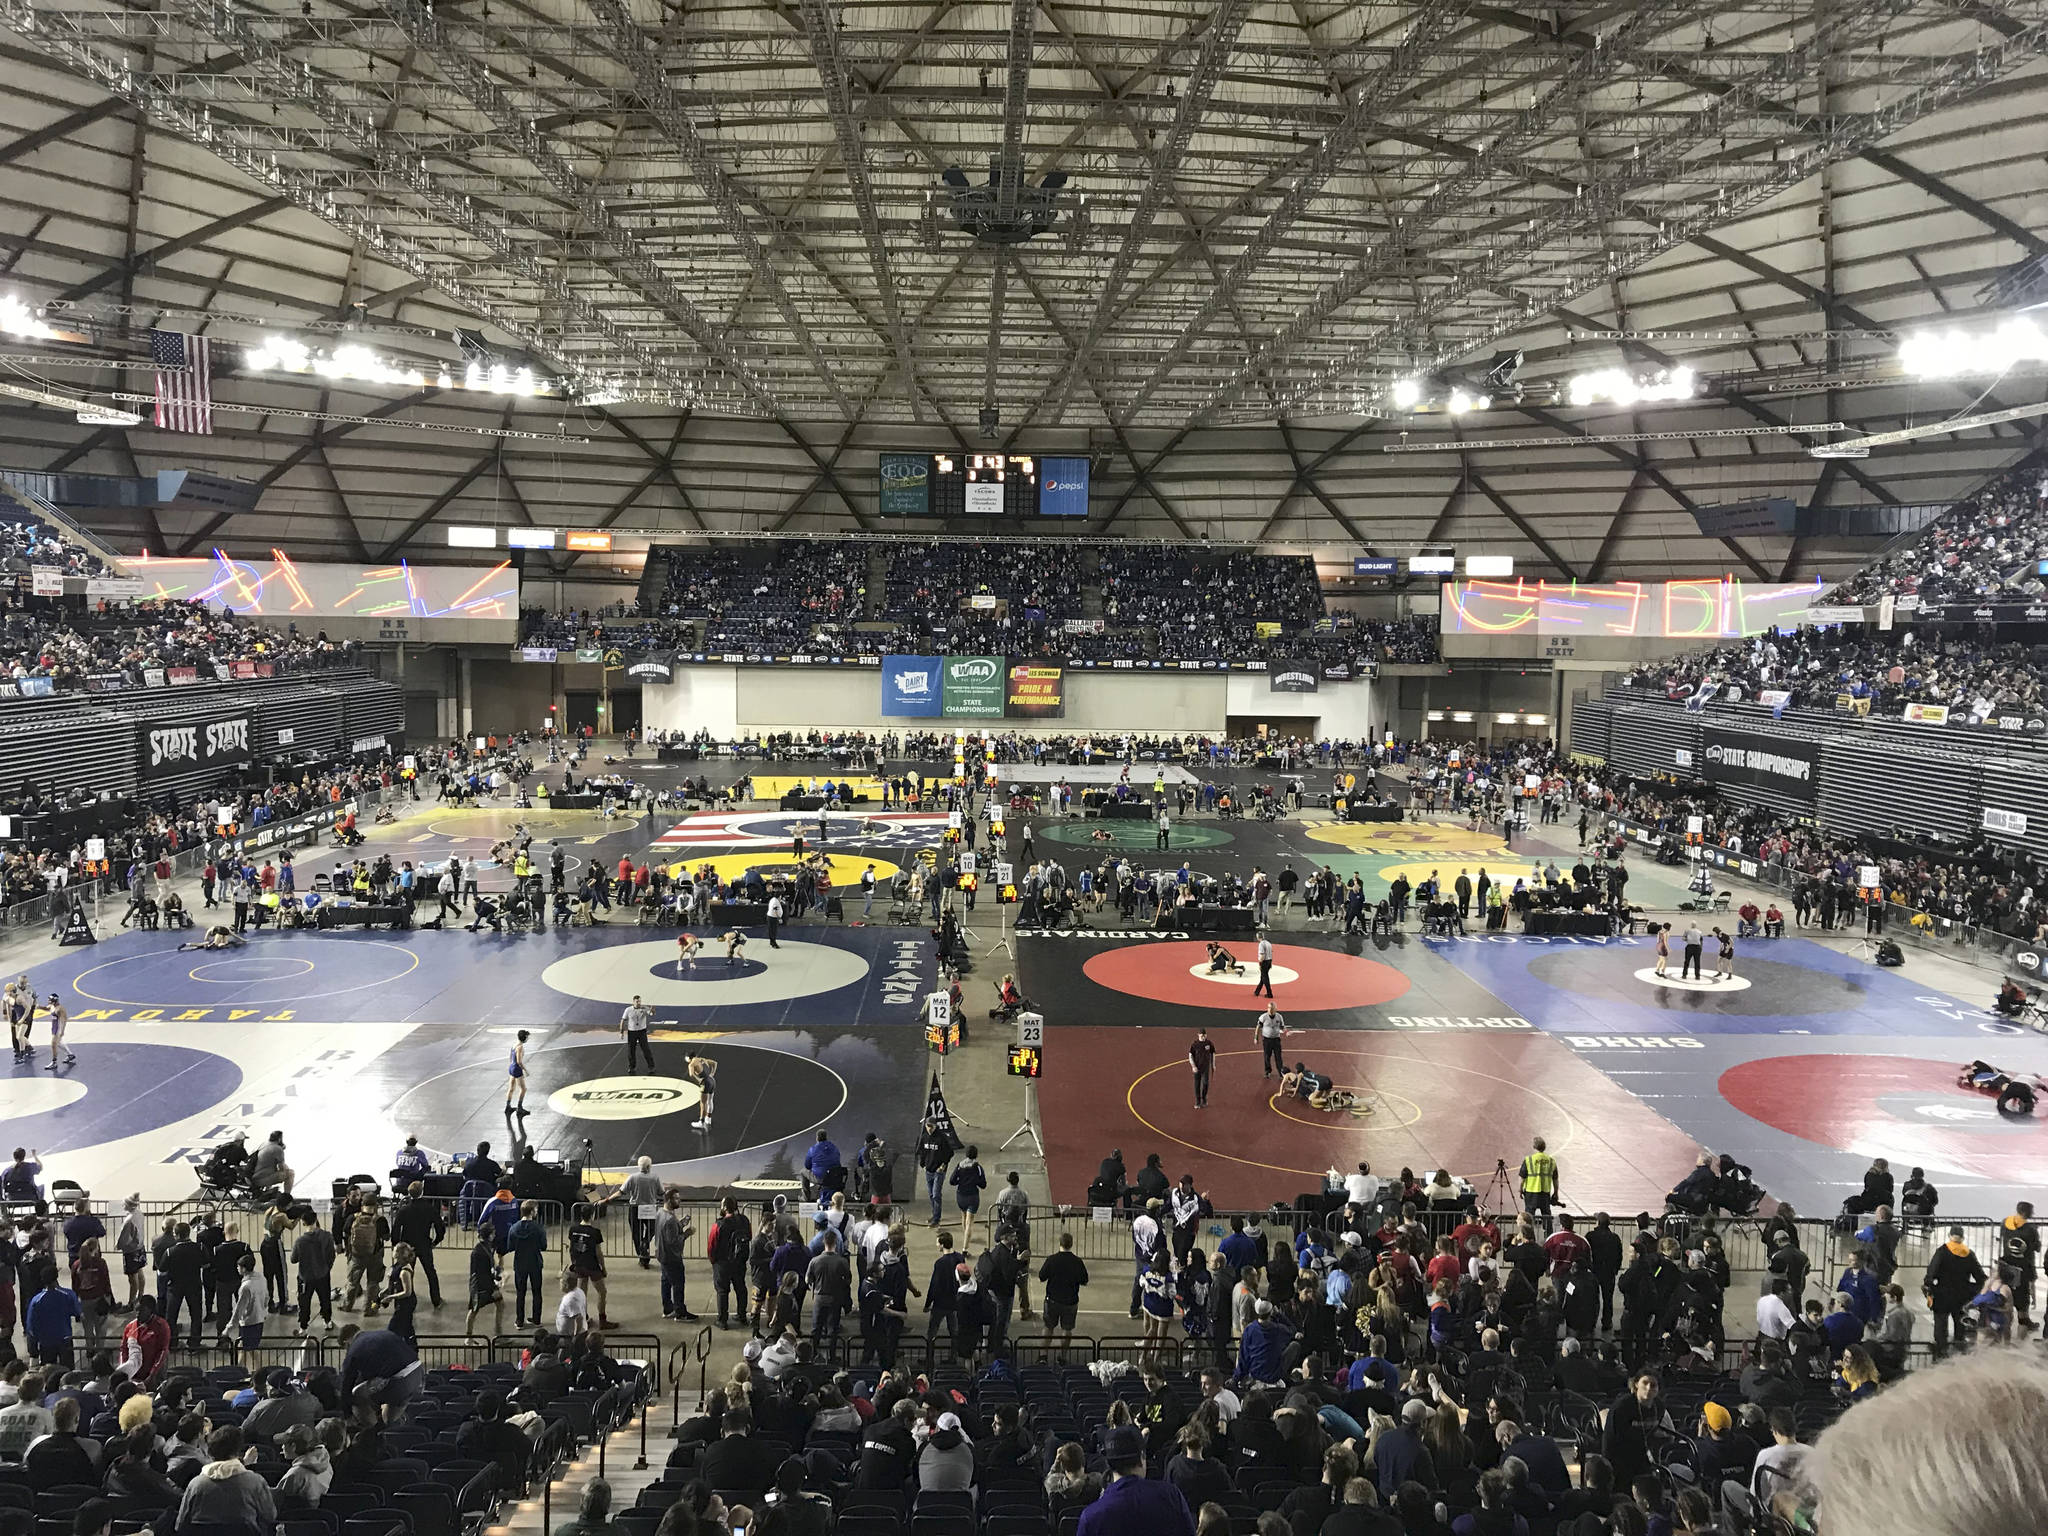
[1480,1160,1518,1222]
[985,900,1015,959]
[1002,1079,1044,1156]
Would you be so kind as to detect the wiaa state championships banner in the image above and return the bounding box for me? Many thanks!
[1005,658,1065,719]
[137,710,254,784]
[1700,723,1817,804]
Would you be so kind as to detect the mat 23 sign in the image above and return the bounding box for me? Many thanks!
[138,711,254,782]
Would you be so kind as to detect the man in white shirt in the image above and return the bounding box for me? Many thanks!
[1345,1161,1382,1209]
[1199,1366,1242,1426]
[766,893,784,949]
[1254,934,1276,998]
[1750,1407,1807,1506]
[552,1275,589,1339]
[1755,1280,1797,1340]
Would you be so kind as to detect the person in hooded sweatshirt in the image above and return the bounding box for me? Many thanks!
[175,1424,276,1534]
[102,1424,182,1505]
[272,1423,332,1510]
[914,1410,974,1492]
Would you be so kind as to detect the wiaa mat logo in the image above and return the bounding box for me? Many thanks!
[550,1075,701,1120]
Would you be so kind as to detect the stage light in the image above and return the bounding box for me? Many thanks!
[1391,377,1422,410]
[1446,389,1491,415]
[244,333,551,394]
[0,294,58,341]
[1566,366,1695,407]
[1898,317,2048,379]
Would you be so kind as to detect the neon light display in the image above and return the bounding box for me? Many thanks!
[126,549,518,619]
[1441,577,1823,639]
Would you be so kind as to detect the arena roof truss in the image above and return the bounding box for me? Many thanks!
[0,0,2043,579]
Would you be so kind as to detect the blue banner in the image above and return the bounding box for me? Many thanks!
[1039,457,1090,517]
[881,654,944,716]
[1353,557,1397,577]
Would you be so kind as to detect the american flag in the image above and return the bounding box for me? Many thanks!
[151,329,213,434]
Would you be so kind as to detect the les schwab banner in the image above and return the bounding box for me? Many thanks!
[1005,659,1065,719]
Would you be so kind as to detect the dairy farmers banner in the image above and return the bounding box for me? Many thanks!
[881,654,944,716]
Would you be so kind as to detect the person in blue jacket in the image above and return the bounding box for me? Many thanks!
[803,1132,843,1201]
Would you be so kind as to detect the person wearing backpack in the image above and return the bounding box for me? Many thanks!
[342,1199,388,1316]
[706,1197,752,1329]
[855,1133,894,1206]
[2001,1201,2039,1329]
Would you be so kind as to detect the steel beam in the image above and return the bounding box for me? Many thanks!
[0,97,130,167]
[792,0,926,419]
[1468,468,1580,580]
[582,0,862,420]
[1044,0,1254,421]
[56,194,291,302]
[1113,0,1475,422]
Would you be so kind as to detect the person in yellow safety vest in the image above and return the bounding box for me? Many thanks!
[1519,1136,1559,1231]
[352,862,372,899]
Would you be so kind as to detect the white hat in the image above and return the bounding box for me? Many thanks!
[1340,1231,1363,1246]
[742,1339,763,1361]
[937,1412,962,1432]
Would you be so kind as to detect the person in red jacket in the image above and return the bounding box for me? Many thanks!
[118,1295,173,1384]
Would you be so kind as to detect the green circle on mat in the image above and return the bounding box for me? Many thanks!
[1036,820,1235,850]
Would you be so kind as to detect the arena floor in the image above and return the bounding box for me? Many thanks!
[5,770,2040,1225]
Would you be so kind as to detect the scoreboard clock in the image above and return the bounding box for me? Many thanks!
[878,454,1088,517]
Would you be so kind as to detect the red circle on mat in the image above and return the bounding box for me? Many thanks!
[1720,1054,2048,1185]
[1082,940,1410,1012]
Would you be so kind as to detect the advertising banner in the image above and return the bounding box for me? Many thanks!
[881,654,944,716]
[1269,658,1321,693]
[1004,659,1065,719]
[1038,457,1090,517]
[878,454,931,516]
[941,655,1005,717]
[963,480,1005,515]
[1902,702,1949,725]
[625,655,676,684]
[137,710,253,784]
[30,568,64,597]
[1700,724,1817,802]
[519,646,559,663]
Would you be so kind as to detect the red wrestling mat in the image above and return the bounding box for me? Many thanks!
[1038,1026,1698,1211]
[1721,1054,2048,1186]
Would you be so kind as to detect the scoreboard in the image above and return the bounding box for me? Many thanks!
[877,453,1090,517]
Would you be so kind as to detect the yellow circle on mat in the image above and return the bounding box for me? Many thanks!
[666,852,902,886]
[1304,821,1510,856]
[423,809,612,841]
[750,775,888,802]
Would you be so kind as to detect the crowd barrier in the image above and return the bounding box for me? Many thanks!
[41,1191,2016,1285]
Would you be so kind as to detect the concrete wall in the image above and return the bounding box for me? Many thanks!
[635,664,1383,739]
[642,667,739,740]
